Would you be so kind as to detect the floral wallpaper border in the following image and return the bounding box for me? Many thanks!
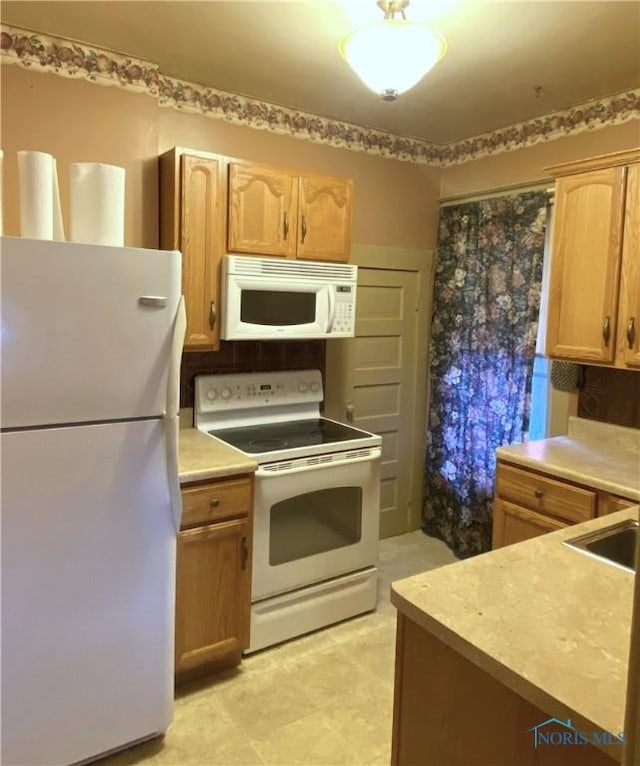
[2,24,639,168]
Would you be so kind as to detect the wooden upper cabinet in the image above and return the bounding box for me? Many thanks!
[297,175,352,262]
[546,166,626,363]
[227,162,352,262]
[617,164,640,368]
[181,155,221,349]
[228,162,298,258]
[160,148,225,352]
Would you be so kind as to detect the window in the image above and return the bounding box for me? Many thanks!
[527,204,553,440]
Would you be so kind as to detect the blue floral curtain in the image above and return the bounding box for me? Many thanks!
[423,192,547,556]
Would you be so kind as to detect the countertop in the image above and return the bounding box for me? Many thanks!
[496,417,640,500]
[179,428,258,484]
[391,507,638,759]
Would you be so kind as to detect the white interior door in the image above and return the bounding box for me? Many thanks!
[325,249,433,538]
[0,237,181,428]
[1,419,175,766]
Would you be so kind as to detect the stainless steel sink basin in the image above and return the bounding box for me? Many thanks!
[564,519,638,573]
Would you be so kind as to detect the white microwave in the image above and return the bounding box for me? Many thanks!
[220,255,357,340]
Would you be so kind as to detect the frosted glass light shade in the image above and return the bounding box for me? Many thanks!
[340,20,446,99]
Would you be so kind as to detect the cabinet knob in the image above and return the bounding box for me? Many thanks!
[602,315,611,346]
[627,317,636,350]
[345,403,355,423]
[210,498,220,509]
[534,489,544,499]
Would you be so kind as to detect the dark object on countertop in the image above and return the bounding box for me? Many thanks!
[550,361,583,391]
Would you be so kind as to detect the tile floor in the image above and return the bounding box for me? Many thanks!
[100,531,457,766]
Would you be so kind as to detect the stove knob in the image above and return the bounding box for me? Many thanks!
[221,387,232,400]
[298,382,308,393]
[206,388,218,401]
[310,382,320,393]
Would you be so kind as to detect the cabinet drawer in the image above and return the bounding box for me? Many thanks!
[496,464,596,524]
[181,478,252,528]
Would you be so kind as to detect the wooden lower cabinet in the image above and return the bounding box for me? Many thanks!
[492,498,567,548]
[392,613,616,766]
[492,461,636,549]
[175,477,253,677]
[492,461,587,549]
[598,493,637,516]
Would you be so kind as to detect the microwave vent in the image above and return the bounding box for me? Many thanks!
[227,256,356,282]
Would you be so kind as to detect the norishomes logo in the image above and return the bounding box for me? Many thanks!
[529,718,626,749]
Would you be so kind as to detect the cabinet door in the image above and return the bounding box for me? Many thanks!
[228,162,297,257]
[492,499,567,549]
[617,164,640,368]
[181,155,221,350]
[598,493,637,516]
[175,518,251,674]
[297,175,352,262]
[546,167,626,363]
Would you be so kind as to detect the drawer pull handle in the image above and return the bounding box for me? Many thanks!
[210,499,220,508]
[241,536,249,569]
[534,490,544,499]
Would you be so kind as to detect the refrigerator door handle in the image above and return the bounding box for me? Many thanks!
[138,296,169,308]
[166,296,186,417]
[165,295,186,533]
[164,414,182,533]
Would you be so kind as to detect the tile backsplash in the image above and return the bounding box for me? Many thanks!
[180,340,326,409]
[578,366,640,429]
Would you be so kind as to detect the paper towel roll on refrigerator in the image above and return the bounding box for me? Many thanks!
[70,163,125,247]
[18,151,65,241]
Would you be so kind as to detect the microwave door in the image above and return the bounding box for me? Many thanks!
[225,278,330,339]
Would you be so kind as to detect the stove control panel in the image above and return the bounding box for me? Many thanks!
[195,370,324,413]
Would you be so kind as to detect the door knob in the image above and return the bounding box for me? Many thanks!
[345,403,355,423]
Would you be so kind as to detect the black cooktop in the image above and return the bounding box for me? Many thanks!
[210,418,372,454]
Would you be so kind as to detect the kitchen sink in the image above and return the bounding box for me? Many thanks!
[564,519,638,573]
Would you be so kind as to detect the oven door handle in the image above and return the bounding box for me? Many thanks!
[255,449,381,478]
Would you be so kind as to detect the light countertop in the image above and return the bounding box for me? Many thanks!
[179,428,257,484]
[496,418,640,500]
[391,507,638,759]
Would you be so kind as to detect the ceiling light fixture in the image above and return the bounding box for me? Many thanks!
[339,0,447,102]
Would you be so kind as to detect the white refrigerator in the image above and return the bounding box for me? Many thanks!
[1,237,186,766]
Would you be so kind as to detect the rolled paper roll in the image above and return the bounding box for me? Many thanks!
[69,162,125,246]
[18,150,64,240]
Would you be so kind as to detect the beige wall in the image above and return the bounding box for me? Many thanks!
[1,68,159,248]
[439,120,640,198]
[1,65,440,251]
[3,63,638,251]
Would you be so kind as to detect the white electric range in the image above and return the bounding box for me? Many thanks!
[195,369,382,652]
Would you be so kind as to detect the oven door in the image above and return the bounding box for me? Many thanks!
[221,276,333,339]
[252,448,381,601]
